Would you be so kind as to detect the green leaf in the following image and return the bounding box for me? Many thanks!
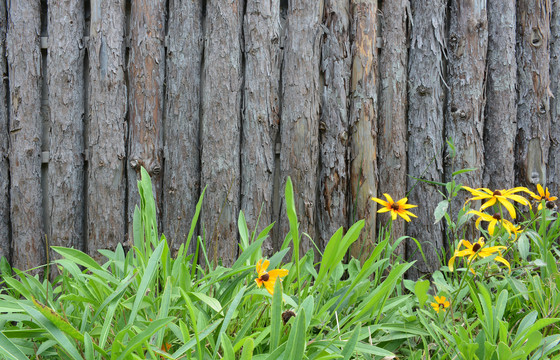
[190,292,223,313]
[433,200,449,224]
[50,246,104,272]
[116,317,174,360]
[232,236,266,270]
[285,177,300,260]
[214,286,246,359]
[172,320,223,358]
[84,332,94,360]
[341,324,361,360]
[414,280,430,308]
[270,279,283,349]
[221,336,235,360]
[452,168,478,177]
[0,331,29,360]
[286,309,306,359]
[240,338,254,360]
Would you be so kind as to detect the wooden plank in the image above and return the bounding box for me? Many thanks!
[318,0,350,250]
[549,0,560,195]
[516,0,551,188]
[406,0,446,279]
[445,0,487,216]
[46,0,85,266]
[348,0,378,262]
[86,0,127,262]
[378,0,409,253]
[484,1,517,190]
[7,0,45,273]
[163,0,203,255]
[279,0,322,255]
[201,0,244,267]
[242,0,280,255]
[0,1,8,262]
[127,0,166,238]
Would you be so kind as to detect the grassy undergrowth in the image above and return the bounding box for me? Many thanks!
[1,166,560,359]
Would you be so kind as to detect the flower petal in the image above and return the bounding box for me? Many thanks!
[497,197,517,219]
[371,197,389,207]
[479,197,497,212]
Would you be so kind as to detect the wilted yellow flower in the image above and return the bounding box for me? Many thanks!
[371,194,417,222]
[448,238,510,272]
[531,184,558,210]
[431,296,450,314]
[255,259,289,296]
[462,186,531,219]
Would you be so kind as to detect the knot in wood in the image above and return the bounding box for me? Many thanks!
[416,85,431,96]
[459,110,467,119]
[152,165,161,175]
[449,34,458,45]
[531,28,543,48]
[319,121,327,132]
[339,131,348,145]
[130,159,140,170]
[539,102,547,115]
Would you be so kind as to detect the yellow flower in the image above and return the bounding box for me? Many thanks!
[531,184,558,210]
[431,296,450,314]
[255,259,289,296]
[448,238,510,272]
[371,194,418,222]
[462,186,531,219]
[468,210,516,237]
[504,222,522,240]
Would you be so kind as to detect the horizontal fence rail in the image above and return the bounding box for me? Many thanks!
[0,0,558,279]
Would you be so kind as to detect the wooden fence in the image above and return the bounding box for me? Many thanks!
[0,0,558,279]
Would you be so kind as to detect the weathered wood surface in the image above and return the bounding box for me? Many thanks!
[46,0,85,265]
[163,0,203,255]
[515,0,551,188]
[0,1,9,262]
[86,0,127,262]
[319,0,350,250]
[484,1,517,190]
[200,0,244,267]
[127,0,166,238]
[445,0,487,217]
[378,0,409,253]
[406,0,446,279]
[279,0,321,255]
[550,0,560,195]
[7,0,45,273]
[348,0,378,262]
[241,0,280,256]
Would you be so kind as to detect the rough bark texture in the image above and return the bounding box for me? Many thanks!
[7,0,45,273]
[127,0,166,238]
[201,0,243,267]
[163,0,203,255]
[318,0,350,250]
[242,0,280,255]
[378,0,409,253]
[0,1,9,262]
[279,0,322,255]
[406,0,446,279]
[348,0,378,262]
[47,0,85,265]
[445,0,487,216]
[484,1,517,190]
[515,0,551,188]
[87,0,127,262]
[550,0,560,195]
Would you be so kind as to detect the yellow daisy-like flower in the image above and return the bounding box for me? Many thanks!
[462,186,531,219]
[467,210,516,237]
[255,259,289,296]
[448,237,510,272]
[504,222,522,240]
[430,296,450,314]
[371,194,418,222]
[531,184,558,210]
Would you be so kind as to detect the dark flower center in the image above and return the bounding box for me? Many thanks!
[260,273,270,282]
[439,303,445,308]
[493,190,502,196]
[493,213,501,220]
[391,203,400,211]
[282,310,296,324]
[472,243,482,252]
[546,201,556,209]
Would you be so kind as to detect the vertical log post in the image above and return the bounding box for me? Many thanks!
[163,0,203,255]
[242,0,281,255]
[445,0,487,217]
[406,0,446,279]
[378,0,409,254]
[127,0,166,236]
[0,1,9,262]
[550,0,560,195]
[87,0,127,262]
[348,0,378,262]
[515,0,551,189]
[7,0,45,273]
[201,0,244,267]
[279,0,322,255]
[47,0,85,267]
[318,0,350,250]
[484,1,517,190]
